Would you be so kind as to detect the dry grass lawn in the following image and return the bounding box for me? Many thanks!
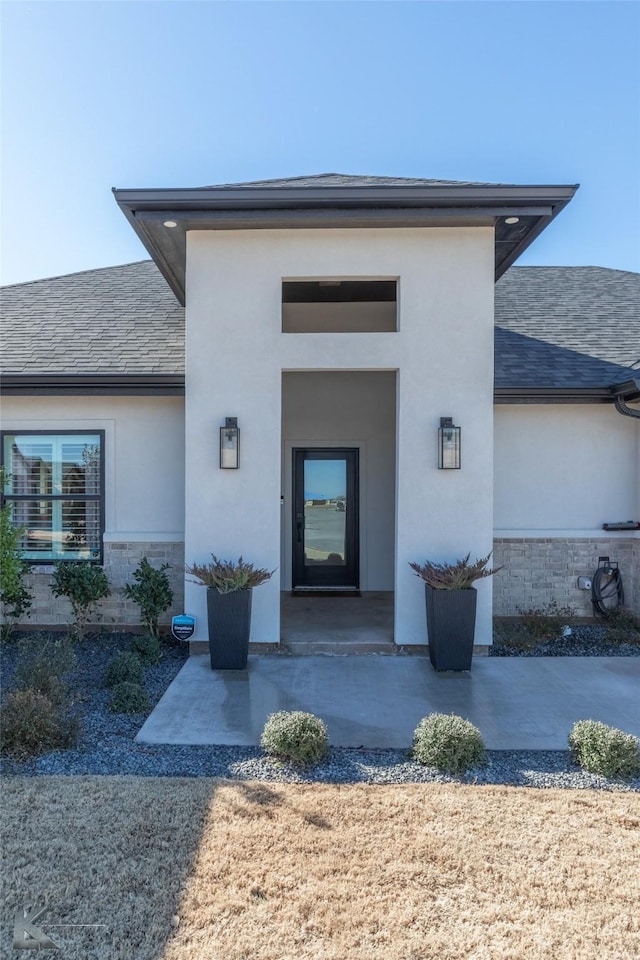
[2,777,639,959]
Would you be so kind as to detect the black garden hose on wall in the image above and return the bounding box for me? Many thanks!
[591,562,625,618]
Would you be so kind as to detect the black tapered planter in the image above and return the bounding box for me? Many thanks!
[206,588,253,669]
[425,584,477,671]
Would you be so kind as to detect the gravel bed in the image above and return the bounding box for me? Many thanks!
[490,621,640,657]
[1,630,638,791]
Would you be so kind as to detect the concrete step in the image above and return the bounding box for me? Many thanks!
[282,640,399,656]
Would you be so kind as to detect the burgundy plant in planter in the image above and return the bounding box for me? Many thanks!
[409,553,502,671]
[186,556,274,670]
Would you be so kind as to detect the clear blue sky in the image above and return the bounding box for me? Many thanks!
[1,1,638,286]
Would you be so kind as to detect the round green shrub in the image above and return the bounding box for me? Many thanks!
[260,710,329,765]
[568,720,640,779]
[105,651,144,689]
[128,633,162,666]
[412,713,486,774]
[0,689,78,758]
[109,681,149,714]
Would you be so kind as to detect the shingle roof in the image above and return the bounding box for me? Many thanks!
[494,267,640,388]
[1,261,638,390]
[1,261,184,375]
[205,173,501,189]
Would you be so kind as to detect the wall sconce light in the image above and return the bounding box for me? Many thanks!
[220,417,239,469]
[438,417,461,469]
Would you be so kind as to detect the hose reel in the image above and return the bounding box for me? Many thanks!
[591,556,624,618]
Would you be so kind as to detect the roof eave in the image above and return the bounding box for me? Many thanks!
[2,376,619,403]
[0,374,185,396]
[113,183,579,305]
[494,386,616,404]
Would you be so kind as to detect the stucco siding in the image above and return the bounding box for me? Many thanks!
[1,395,185,536]
[494,404,639,615]
[1,396,185,627]
[494,405,638,531]
[185,226,495,645]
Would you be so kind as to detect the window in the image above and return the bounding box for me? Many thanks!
[1,431,104,562]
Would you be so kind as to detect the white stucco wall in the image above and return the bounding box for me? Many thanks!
[494,405,640,533]
[281,371,396,591]
[283,301,396,333]
[1,396,185,539]
[185,226,495,645]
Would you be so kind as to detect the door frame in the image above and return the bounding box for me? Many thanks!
[281,440,368,592]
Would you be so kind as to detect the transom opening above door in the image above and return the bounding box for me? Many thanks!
[282,279,398,333]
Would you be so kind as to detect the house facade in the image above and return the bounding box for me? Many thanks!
[2,174,639,642]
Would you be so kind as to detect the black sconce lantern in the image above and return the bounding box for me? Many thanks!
[220,417,239,469]
[438,417,461,469]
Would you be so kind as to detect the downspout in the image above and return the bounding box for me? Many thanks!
[612,378,640,419]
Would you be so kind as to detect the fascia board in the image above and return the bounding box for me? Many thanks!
[113,184,578,210]
[494,386,614,403]
[0,374,185,396]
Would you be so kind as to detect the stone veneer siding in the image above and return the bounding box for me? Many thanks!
[14,541,185,630]
[6,537,638,629]
[492,537,639,617]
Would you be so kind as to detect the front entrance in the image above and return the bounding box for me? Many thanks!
[292,448,359,589]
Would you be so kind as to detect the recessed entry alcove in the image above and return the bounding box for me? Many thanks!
[280,370,396,650]
[282,279,398,333]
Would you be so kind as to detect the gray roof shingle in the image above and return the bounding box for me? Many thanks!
[494,266,639,388]
[1,261,184,375]
[1,262,638,390]
[205,173,501,189]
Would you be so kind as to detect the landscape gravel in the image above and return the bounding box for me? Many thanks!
[490,621,640,657]
[1,629,638,791]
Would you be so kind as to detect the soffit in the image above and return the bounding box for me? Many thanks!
[113,177,578,305]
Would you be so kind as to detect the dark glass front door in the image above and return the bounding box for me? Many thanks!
[292,448,359,589]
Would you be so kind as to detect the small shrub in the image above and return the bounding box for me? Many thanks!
[0,468,33,641]
[123,557,173,640]
[0,689,79,758]
[109,681,149,714]
[14,635,76,705]
[412,713,485,774]
[51,562,110,640]
[516,601,576,643]
[492,617,541,652]
[603,608,640,646]
[568,720,640,779]
[105,651,145,688]
[129,633,163,665]
[260,711,329,765]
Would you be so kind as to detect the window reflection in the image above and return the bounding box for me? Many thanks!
[303,460,347,566]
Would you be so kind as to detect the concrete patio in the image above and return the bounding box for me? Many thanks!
[136,654,640,751]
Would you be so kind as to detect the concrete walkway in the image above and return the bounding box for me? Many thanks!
[136,655,640,750]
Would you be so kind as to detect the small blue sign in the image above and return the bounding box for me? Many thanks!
[172,615,196,642]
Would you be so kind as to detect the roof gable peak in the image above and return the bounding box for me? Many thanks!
[203,172,500,189]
